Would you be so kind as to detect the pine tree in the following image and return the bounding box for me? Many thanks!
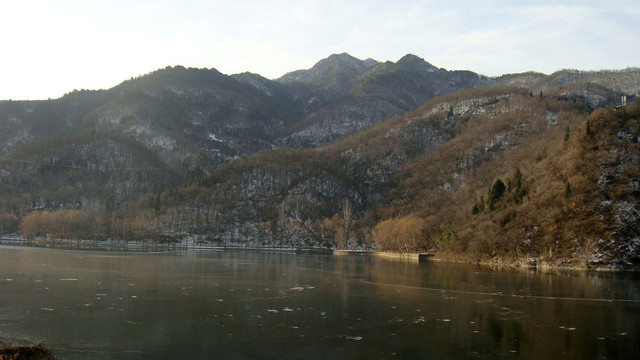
[488,179,505,211]
[472,196,485,215]
[510,168,525,204]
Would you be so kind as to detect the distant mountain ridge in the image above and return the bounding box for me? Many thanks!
[2,53,636,168]
[1,53,637,181]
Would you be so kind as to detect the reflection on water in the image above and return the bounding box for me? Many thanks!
[0,247,638,359]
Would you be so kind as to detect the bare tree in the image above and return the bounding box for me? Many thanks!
[341,198,353,248]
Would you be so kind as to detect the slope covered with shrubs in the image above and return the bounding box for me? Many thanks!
[373,104,639,268]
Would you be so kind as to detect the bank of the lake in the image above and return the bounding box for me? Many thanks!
[4,235,640,272]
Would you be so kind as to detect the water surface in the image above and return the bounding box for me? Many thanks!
[0,247,638,359]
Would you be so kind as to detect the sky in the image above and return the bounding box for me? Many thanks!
[1,0,638,100]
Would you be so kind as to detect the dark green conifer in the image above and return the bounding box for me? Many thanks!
[510,168,525,204]
[488,179,505,211]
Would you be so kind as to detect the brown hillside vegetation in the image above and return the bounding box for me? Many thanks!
[373,104,639,268]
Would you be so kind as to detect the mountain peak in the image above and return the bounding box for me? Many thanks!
[277,53,379,86]
[396,54,439,72]
[319,53,367,68]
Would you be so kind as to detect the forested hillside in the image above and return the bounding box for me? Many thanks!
[374,97,639,268]
[1,54,638,268]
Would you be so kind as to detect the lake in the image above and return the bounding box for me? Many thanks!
[0,246,638,359]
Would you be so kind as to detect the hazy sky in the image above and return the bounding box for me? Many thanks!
[2,0,638,100]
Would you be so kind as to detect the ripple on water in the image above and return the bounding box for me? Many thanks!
[559,326,576,331]
[413,316,425,324]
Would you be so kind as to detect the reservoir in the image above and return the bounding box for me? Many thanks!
[0,247,638,359]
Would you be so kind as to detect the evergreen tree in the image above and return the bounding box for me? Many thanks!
[510,168,525,204]
[471,196,485,215]
[488,179,505,211]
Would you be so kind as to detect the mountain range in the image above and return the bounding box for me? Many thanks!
[1,53,638,268]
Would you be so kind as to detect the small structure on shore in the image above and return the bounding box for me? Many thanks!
[333,250,434,262]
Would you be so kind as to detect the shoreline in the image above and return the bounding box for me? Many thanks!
[1,238,636,272]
